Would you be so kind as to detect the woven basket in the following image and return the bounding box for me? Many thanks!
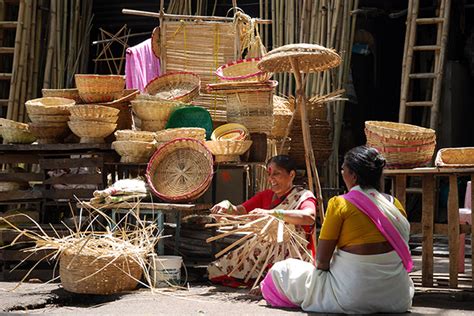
[144,72,200,103]
[216,58,271,82]
[271,95,294,138]
[0,126,36,144]
[131,98,181,121]
[25,97,75,115]
[365,121,435,143]
[205,140,253,162]
[68,121,116,143]
[42,88,82,103]
[60,248,142,295]
[146,138,213,202]
[211,123,249,141]
[112,140,156,163]
[258,43,342,73]
[141,120,167,132]
[69,115,118,124]
[69,104,119,119]
[75,74,125,93]
[115,130,155,142]
[28,122,68,144]
[28,114,69,123]
[0,118,29,130]
[435,147,474,168]
[155,128,206,143]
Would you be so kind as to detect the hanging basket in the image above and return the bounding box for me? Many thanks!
[144,72,200,103]
[146,138,213,202]
[216,58,271,82]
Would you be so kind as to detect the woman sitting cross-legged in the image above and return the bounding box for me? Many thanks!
[260,146,414,314]
[208,155,317,287]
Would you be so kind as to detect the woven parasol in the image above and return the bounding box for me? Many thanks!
[258,44,342,223]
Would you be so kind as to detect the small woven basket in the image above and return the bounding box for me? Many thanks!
[115,130,155,142]
[42,88,82,103]
[0,118,29,130]
[28,122,69,144]
[25,97,75,115]
[205,140,253,162]
[60,248,142,295]
[112,140,156,163]
[144,72,200,103]
[68,121,116,143]
[211,123,249,141]
[131,98,181,121]
[0,126,36,144]
[69,115,118,124]
[75,74,125,93]
[435,147,474,168]
[216,58,271,82]
[155,128,206,143]
[146,138,213,202]
[28,114,69,123]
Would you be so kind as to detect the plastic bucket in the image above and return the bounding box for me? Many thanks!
[150,255,183,287]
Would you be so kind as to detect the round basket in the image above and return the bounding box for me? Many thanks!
[42,88,82,103]
[364,121,435,143]
[75,74,125,93]
[0,118,29,130]
[216,58,271,82]
[435,147,474,168]
[146,138,213,202]
[131,98,181,121]
[144,72,200,103]
[69,104,120,120]
[115,130,155,142]
[68,121,116,143]
[211,123,249,141]
[28,114,69,123]
[59,248,142,295]
[0,126,36,144]
[368,141,436,169]
[28,122,69,144]
[69,115,118,124]
[141,120,167,132]
[205,140,253,162]
[25,97,75,115]
[155,128,206,143]
[112,140,156,163]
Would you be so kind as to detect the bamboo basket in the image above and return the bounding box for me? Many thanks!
[146,138,213,202]
[75,74,125,103]
[216,58,271,82]
[68,121,116,143]
[144,72,200,103]
[112,141,156,163]
[69,116,118,124]
[211,123,249,141]
[28,114,69,123]
[131,98,181,122]
[0,126,36,144]
[115,130,155,142]
[365,121,435,143]
[435,147,474,168]
[25,97,75,115]
[0,118,30,130]
[155,128,206,143]
[98,89,139,131]
[141,120,167,132]
[28,122,69,144]
[271,95,294,138]
[60,248,142,295]
[205,140,253,162]
[69,104,119,120]
[42,88,82,103]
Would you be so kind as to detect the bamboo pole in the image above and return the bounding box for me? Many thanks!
[19,0,35,122]
[43,0,56,89]
[31,0,43,98]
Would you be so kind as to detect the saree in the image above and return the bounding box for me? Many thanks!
[207,186,315,287]
[261,186,415,313]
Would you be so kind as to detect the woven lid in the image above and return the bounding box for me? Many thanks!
[258,43,341,73]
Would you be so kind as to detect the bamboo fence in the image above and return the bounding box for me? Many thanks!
[4,0,93,123]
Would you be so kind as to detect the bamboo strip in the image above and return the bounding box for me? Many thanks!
[43,0,56,89]
[214,232,255,258]
[26,0,38,102]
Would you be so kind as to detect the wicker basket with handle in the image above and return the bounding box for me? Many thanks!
[146,138,213,202]
[144,72,200,103]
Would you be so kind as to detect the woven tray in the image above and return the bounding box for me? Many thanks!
[258,43,342,73]
[60,248,142,295]
[68,121,116,143]
[144,72,200,103]
[155,128,206,143]
[146,138,213,202]
[115,130,155,142]
[0,126,36,144]
[112,140,156,163]
[216,58,271,82]
[205,140,253,162]
[25,97,75,115]
[42,88,82,103]
[435,147,474,168]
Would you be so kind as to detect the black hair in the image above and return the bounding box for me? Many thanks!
[266,155,297,174]
[343,145,386,190]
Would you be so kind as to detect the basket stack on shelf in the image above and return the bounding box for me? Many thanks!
[155,128,206,148]
[98,89,139,131]
[42,88,82,103]
[206,123,253,163]
[68,105,119,143]
[112,130,156,163]
[25,97,75,144]
[0,118,36,144]
[365,121,436,169]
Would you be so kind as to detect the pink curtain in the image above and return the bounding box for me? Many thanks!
[125,39,160,91]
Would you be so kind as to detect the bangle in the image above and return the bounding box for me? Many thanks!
[225,200,234,214]
[273,210,284,220]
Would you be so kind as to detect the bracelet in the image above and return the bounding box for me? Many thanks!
[273,209,285,220]
[224,200,234,214]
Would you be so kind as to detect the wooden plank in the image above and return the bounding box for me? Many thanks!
[410,222,471,235]
[42,188,95,199]
[0,153,39,164]
[422,174,435,287]
[0,47,15,54]
[448,175,460,288]
[0,21,18,28]
[0,72,12,80]
[472,174,474,288]
[395,175,407,208]
[43,174,102,185]
[0,143,112,152]
[0,190,42,201]
[0,173,43,182]
[39,157,104,169]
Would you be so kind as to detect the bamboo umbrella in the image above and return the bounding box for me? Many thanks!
[258,44,341,220]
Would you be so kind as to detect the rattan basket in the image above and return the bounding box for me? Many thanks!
[69,115,118,124]
[216,58,271,82]
[205,140,253,162]
[60,248,142,295]
[115,130,155,142]
[112,140,156,163]
[435,147,474,168]
[69,104,120,120]
[25,97,75,115]
[0,118,29,130]
[68,121,116,143]
[211,123,249,141]
[141,120,167,132]
[0,126,36,144]
[155,128,206,143]
[131,98,181,121]
[144,72,200,103]
[146,138,213,202]
[365,121,435,143]
[28,122,69,144]
[75,74,125,101]
[28,114,69,123]
[42,88,82,103]
[271,95,294,138]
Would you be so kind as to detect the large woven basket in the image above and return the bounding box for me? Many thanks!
[155,128,206,143]
[216,58,271,82]
[146,138,213,202]
[365,121,436,168]
[25,97,75,115]
[60,248,142,295]
[0,126,36,144]
[42,88,82,103]
[115,130,155,142]
[68,121,116,143]
[28,122,69,144]
[435,147,474,168]
[144,72,200,103]
[205,140,253,162]
[112,141,156,163]
[75,75,125,93]
[131,98,181,121]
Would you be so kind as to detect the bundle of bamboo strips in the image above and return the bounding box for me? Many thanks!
[5,0,93,123]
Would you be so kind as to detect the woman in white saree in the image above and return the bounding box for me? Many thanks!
[261,146,415,314]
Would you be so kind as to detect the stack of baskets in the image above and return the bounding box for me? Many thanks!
[25,97,75,143]
[98,89,139,131]
[0,118,36,144]
[75,74,125,103]
[112,130,156,163]
[144,72,200,103]
[68,104,118,143]
[131,95,182,132]
[42,88,82,103]
[365,121,436,168]
[206,123,252,163]
[155,128,206,147]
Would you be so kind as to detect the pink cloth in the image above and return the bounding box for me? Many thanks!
[343,190,414,272]
[261,272,298,308]
[125,39,160,91]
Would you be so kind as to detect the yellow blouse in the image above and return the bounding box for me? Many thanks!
[319,195,407,248]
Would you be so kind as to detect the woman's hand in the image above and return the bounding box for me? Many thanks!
[210,200,235,215]
[248,208,272,217]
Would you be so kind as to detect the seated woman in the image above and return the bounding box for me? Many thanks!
[261,146,414,313]
[208,155,317,287]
